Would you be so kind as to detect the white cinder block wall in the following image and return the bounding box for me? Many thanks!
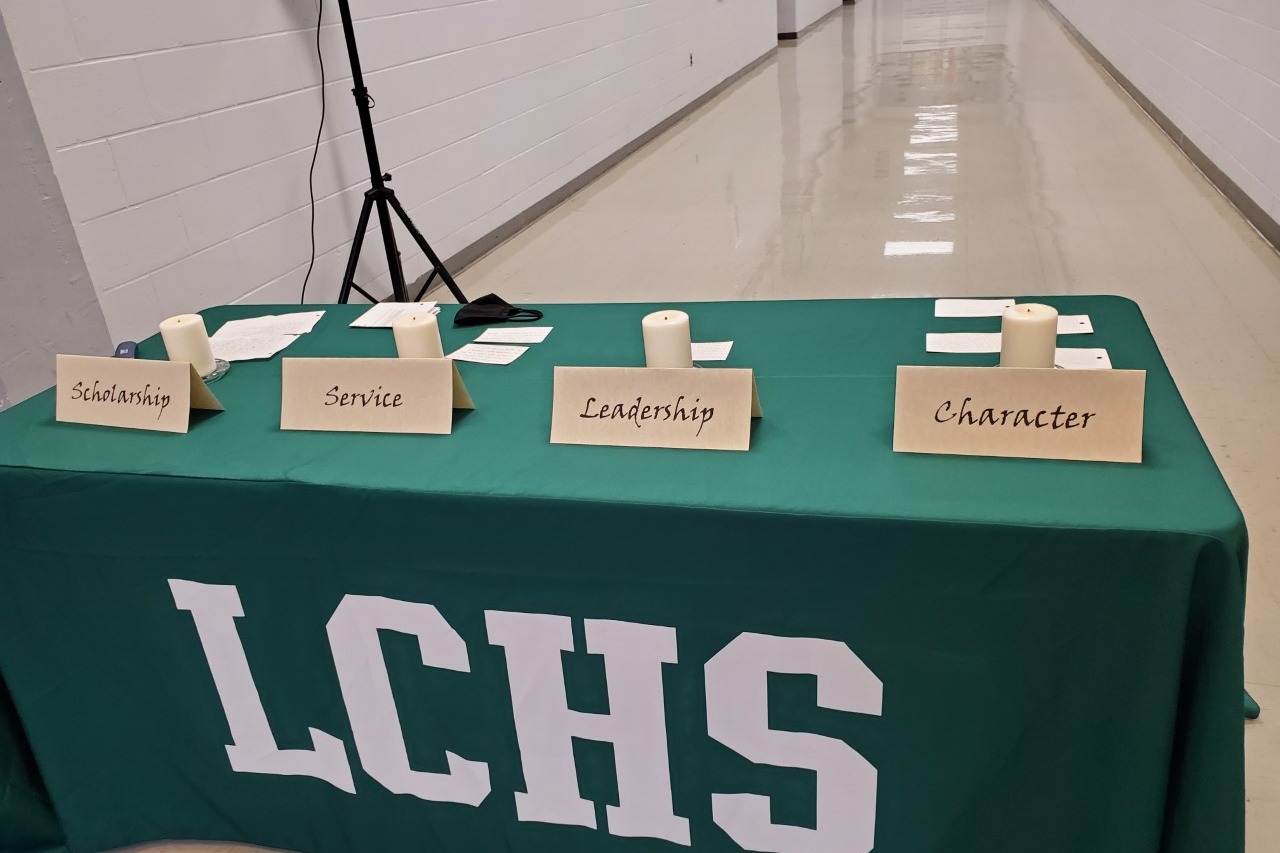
[1048,0,1280,226]
[0,0,777,341]
[777,0,842,36]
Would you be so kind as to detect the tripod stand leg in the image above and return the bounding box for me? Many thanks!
[387,194,469,304]
[413,269,439,302]
[338,193,377,304]
[374,195,410,302]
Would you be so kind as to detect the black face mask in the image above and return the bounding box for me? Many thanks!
[453,294,544,326]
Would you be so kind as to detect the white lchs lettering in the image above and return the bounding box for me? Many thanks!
[171,582,884,847]
[485,612,691,846]
[705,633,883,853]
[168,579,355,793]
[327,595,491,805]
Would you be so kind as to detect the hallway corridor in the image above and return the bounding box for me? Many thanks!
[460,0,1280,847]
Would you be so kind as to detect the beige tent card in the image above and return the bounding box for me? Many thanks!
[56,354,223,434]
[551,366,761,452]
[893,365,1146,463]
[281,358,473,435]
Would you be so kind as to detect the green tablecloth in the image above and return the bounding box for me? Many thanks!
[0,297,1245,853]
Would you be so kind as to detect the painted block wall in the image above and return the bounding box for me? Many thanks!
[777,0,843,36]
[0,0,777,341]
[1048,0,1280,227]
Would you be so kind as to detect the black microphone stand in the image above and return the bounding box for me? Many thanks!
[334,0,468,304]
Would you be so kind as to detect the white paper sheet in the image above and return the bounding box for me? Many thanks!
[349,302,439,328]
[691,341,734,362]
[934,300,1092,333]
[927,323,1094,354]
[447,343,528,365]
[926,332,1003,353]
[215,311,324,338]
[1055,348,1112,370]
[934,298,1015,318]
[210,334,300,362]
[207,311,325,362]
[1057,315,1093,335]
[474,326,553,344]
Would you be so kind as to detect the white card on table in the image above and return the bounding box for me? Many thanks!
[448,343,528,365]
[1055,348,1112,370]
[934,298,1015,317]
[928,331,1097,355]
[893,365,1145,463]
[927,332,1002,354]
[692,341,734,362]
[926,334,1109,366]
[1057,315,1093,334]
[474,326,553,344]
[551,366,761,452]
[281,358,471,435]
[56,355,223,434]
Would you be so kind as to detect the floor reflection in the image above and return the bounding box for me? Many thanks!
[461,0,1049,304]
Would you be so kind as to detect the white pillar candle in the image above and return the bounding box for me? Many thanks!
[159,314,216,377]
[642,310,693,368]
[999,303,1059,368]
[392,312,444,359]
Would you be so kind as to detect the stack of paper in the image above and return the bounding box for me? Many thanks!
[210,311,324,362]
[449,326,555,365]
[448,343,529,365]
[473,327,552,344]
[350,302,439,328]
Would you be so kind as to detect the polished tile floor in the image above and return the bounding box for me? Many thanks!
[133,0,1280,849]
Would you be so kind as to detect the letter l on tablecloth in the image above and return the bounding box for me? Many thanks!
[169,580,355,792]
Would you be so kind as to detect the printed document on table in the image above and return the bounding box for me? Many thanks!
[448,344,528,365]
[350,302,439,328]
[211,334,300,362]
[691,341,734,362]
[215,311,324,338]
[474,327,553,344]
[209,311,325,362]
[934,298,1015,318]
